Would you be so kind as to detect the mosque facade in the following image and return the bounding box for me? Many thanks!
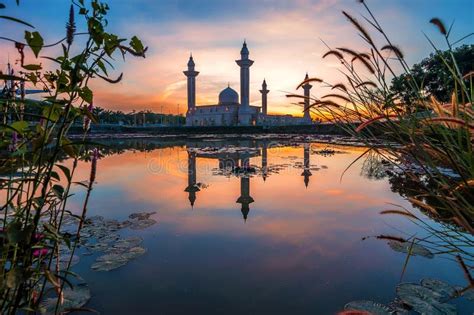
[184,42,313,127]
[184,142,313,220]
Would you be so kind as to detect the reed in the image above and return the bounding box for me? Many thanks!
[0,1,146,313]
[298,0,474,296]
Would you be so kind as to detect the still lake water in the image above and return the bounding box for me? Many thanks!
[66,137,473,314]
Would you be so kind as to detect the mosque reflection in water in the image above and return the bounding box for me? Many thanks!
[184,141,313,221]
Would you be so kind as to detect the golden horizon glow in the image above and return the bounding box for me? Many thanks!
[1,1,471,116]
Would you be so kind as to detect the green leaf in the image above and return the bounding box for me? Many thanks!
[50,171,60,181]
[52,184,65,198]
[42,223,61,241]
[0,74,25,81]
[42,103,62,122]
[61,137,77,158]
[25,31,44,57]
[26,72,37,85]
[73,181,89,188]
[130,36,144,54]
[103,33,119,56]
[22,64,42,71]
[79,86,93,104]
[97,60,107,75]
[0,15,34,28]
[10,120,28,134]
[88,17,104,46]
[83,107,98,123]
[56,164,72,182]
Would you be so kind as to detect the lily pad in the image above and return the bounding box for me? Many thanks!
[344,300,392,315]
[86,242,110,252]
[396,283,456,315]
[97,233,120,244]
[41,283,91,314]
[129,218,157,230]
[129,211,156,220]
[421,278,457,301]
[121,246,147,260]
[92,245,146,272]
[91,258,128,272]
[58,254,80,269]
[463,288,474,301]
[96,252,123,262]
[388,240,434,258]
[84,215,104,225]
[107,236,143,252]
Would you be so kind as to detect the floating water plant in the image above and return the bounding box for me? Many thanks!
[387,240,434,259]
[420,278,458,301]
[343,300,392,315]
[40,283,91,314]
[396,283,456,314]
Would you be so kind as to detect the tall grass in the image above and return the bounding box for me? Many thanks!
[291,0,473,295]
[292,3,473,230]
[0,1,146,313]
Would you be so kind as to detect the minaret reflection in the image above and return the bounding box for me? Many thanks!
[261,142,268,181]
[236,154,254,221]
[301,143,312,188]
[184,150,200,207]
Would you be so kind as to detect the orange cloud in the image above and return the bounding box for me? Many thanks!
[1,0,439,117]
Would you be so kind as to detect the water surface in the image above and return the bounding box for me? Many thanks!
[66,138,473,314]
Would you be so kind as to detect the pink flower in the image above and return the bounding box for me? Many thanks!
[8,132,18,152]
[33,233,44,242]
[33,248,49,257]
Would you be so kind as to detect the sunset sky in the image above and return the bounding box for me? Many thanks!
[1,0,473,116]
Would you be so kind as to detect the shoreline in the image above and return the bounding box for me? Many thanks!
[69,123,353,136]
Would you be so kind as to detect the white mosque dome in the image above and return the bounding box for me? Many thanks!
[218,86,239,105]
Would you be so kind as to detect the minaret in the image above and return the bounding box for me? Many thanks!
[236,41,254,125]
[261,141,268,181]
[259,79,269,116]
[301,143,312,188]
[302,73,312,122]
[236,176,254,221]
[184,150,200,207]
[236,155,254,221]
[184,54,199,126]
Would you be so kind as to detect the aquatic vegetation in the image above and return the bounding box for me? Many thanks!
[344,277,470,314]
[40,283,91,314]
[343,300,392,315]
[298,1,473,231]
[420,279,458,301]
[0,1,146,313]
[92,246,147,272]
[76,212,156,271]
[308,2,474,313]
[387,240,434,259]
[396,283,456,314]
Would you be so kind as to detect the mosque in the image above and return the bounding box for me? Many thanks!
[184,41,313,127]
[184,142,313,221]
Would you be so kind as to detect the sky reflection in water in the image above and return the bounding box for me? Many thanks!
[66,139,472,314]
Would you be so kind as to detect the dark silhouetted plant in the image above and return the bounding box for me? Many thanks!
[0,0,146,313]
